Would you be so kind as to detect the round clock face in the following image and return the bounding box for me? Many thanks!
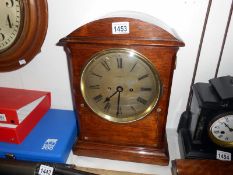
[209,112,233,148]
[0,0,23,52]
[81,48,161,123]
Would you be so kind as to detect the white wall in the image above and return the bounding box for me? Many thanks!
[0,0,233,131]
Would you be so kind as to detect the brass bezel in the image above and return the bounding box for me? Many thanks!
[80,48,161,123]
[208,112,233,148]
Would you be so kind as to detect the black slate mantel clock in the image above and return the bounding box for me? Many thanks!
[60,14,184,165]
[178,76,233,160]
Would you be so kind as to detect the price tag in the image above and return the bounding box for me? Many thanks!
[216,150,231,161]
[19,59,26,65]
[112,22,129,34]
[0,114,6,121]
[38,165,54,175]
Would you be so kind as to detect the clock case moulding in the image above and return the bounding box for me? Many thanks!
[59,15,184,165]
[0,0,48,72]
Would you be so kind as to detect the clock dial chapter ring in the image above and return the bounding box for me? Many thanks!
[208,112,233,148]
[80,48,161,123]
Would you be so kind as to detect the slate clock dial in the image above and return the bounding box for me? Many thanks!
[209,113,233,148]
[0,0,23,52]
[81,48,161,123]
[60,15,184,165]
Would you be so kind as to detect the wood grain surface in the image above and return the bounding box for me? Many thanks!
[76,166,155,175]
[172,159,233,175]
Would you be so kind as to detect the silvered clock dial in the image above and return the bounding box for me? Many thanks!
[81,48,161,123]
[209,113,233,148]
[0,0,23,52]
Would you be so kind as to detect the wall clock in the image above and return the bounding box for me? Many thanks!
[60,14,184,165]
[0,0,48,72]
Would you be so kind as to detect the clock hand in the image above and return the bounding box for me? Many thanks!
[116,86,123,116]
[104,86,124,103]
[104,90,118,103]
[229,126,233,132]
[224,123,233,132]
[116,91,121,116]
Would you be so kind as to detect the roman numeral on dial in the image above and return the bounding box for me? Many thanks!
[101,60,110,71]
[116,106,122,116]
[104,102,111,112]
[138,74,149,81]
[137,97,147,105]
[130,106,136,113]
[130,62,137,72]
[93,94,103,103]
[89,85,100,89]
[141,87,152,91]
[117,57,123,69]
[91,72,102,78]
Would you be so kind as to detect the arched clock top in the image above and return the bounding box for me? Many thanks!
[60,17,184,47]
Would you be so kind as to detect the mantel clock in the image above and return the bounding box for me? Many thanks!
[178,76,233,160]
[60,14,184,165]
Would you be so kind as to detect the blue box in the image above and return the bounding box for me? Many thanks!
[0,109,77,163]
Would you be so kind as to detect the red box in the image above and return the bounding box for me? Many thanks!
[0,87,51,144]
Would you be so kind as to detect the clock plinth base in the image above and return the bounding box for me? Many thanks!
[73,140,169,165]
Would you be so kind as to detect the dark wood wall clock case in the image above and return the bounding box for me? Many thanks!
[0,0,48,72]
[60,16,184,165]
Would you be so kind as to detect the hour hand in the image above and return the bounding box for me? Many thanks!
[103,90,118,103]
[104,97,110,103]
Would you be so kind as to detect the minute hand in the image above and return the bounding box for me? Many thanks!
[224,123,233,132]
[116,91,121,116]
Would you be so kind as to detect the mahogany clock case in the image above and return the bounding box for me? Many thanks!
[0,0,48,72]
[178,76,233,159]
[60,16,184,165]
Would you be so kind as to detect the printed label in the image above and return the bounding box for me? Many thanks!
[38,165,54,175]
[41,139,58,151]
[19,59,26,65]
[216,150,231,161]
[0,114,7,121]
[112,22,129,34]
